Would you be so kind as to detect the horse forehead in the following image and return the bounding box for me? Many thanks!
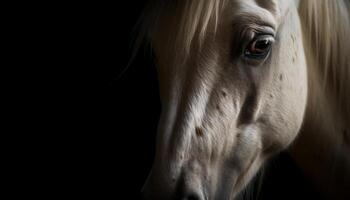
[235,0,278,11]
[235,0,296,18]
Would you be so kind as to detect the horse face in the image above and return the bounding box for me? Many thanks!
[142,0,307,199]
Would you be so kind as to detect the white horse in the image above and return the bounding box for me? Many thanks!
[137,0,350,199]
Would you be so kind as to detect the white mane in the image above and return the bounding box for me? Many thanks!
[136,0,228,63]
[299,0,350,120]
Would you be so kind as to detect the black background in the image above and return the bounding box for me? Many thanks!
[56,1,159,199]
[50,1,321,199]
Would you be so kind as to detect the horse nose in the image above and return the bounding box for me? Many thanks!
[142,162,206,200]
[141,176,205,200]
[179,176,205,200]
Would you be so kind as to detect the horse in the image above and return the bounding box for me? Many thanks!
[136,0,350,199]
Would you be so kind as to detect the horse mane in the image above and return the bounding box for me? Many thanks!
[299,0,350,120]
[135,0,228,62]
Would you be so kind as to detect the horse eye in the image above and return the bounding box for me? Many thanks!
[244,35,274,60]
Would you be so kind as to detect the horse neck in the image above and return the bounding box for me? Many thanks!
[289,0,350,198]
